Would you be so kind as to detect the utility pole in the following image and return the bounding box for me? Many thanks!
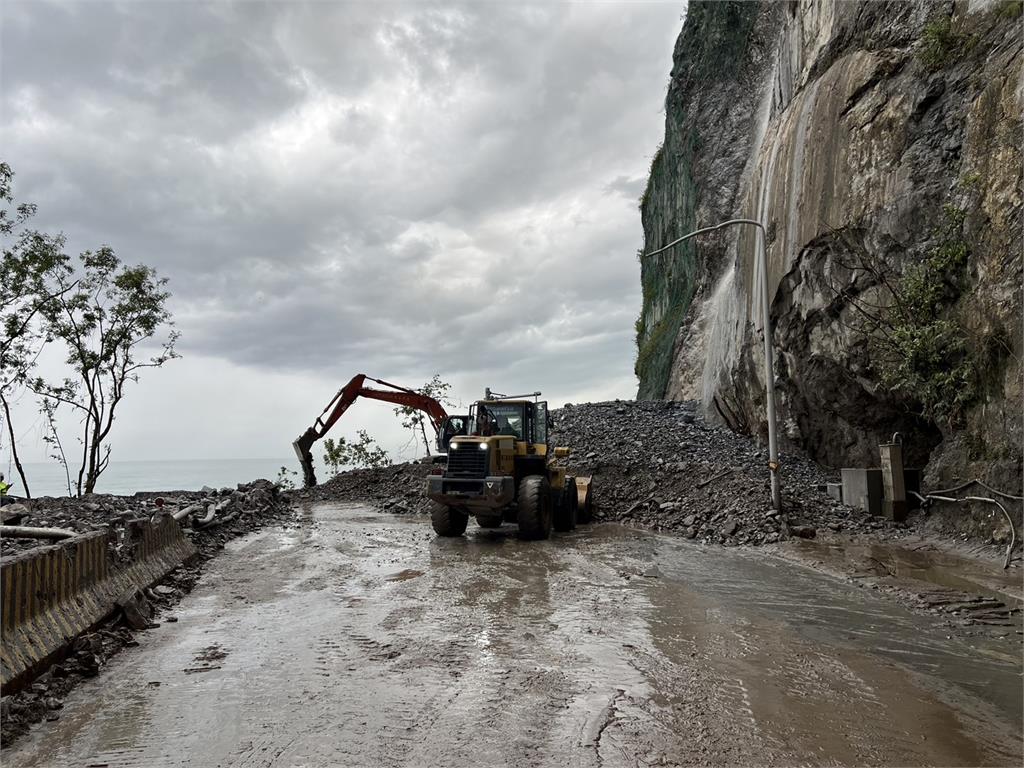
[642,218,782,510]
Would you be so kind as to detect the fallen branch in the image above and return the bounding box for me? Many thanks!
[171,504,202,522]
[623,497,653,516]
[697,468,734,489]
[0,525,77,540]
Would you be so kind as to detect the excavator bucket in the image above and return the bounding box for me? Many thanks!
[293,428,319,488]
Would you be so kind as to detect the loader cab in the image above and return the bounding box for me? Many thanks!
[468,400,548,446]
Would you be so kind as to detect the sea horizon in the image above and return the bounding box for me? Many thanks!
[4,457,307,499]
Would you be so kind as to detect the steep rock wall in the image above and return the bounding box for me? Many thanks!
[637,1,1022,507]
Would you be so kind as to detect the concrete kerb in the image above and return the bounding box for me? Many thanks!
[1,514,197,693]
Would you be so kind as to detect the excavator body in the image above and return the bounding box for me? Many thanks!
[425,392,593,539]
[293,374,466,488]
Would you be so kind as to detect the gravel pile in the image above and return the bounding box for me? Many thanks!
[290,461,434,514]
[551,400,904,546]
[297,400,906,546]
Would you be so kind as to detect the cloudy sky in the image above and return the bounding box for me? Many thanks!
[2,0,683,470]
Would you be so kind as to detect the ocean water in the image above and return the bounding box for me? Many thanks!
[3,458,304,499]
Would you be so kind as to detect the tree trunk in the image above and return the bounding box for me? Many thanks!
[1,392,31,499]
[419,421,432,456]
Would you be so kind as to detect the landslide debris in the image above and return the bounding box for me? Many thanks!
[551,400,899,546]
[0,479,294,747]
[291,461,434,513]
[295,400,901,546]
[1,479,289,558]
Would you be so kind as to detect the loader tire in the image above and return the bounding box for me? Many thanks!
[517,476,552,540]
[552,478,578,532]
[431,503,468,537]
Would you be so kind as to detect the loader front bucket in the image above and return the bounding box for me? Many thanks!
[574,476,593,523]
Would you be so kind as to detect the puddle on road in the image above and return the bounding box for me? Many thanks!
[427,516,1022,764]
[630,545,1017,766]
[602,527,1023,721]
[787,537,1023,605]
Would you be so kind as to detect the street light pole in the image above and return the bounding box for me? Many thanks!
[643,218,782,510]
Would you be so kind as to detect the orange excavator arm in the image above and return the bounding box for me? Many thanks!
[293,374,450,488]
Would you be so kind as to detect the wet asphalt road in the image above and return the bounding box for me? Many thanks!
[6,504,1022,767]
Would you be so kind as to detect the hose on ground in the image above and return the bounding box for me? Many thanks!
[911,490,1017,570]
[927,478,1023,502]
[193,499,231,530]
[192,503,219,529]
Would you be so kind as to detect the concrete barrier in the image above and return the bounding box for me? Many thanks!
[1,515,196,693]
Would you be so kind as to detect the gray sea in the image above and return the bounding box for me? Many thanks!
[4,458,306,499]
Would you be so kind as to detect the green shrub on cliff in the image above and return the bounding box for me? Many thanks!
[918,13,979,71]
[634,303,688,399]
[871,206,978,425]
[995,1,1023,20]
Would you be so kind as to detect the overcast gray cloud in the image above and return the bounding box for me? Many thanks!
[2,0,682,463]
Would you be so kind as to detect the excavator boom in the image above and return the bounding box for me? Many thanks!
[293,374,451,488]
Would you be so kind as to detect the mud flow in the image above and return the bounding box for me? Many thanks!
[6,504,1021,767]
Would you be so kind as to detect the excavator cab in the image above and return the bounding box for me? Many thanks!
[437,416,469,452]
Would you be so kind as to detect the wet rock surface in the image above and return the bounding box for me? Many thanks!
[0,479,295,746]
[637,1,1023,502]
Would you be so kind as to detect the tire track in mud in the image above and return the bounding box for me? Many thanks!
[4,505,1021,768]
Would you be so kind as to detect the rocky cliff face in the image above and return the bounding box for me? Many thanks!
[637,1,1022,512]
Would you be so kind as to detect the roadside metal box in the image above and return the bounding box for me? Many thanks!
[879,439,907,522]
[841,468,883,516]
[826,482,843,502]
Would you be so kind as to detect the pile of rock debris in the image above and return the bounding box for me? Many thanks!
[295,400,903,546]
[1,479,291,558]
[551,400,901,546]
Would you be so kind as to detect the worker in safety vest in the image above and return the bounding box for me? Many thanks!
[0,473,12,505]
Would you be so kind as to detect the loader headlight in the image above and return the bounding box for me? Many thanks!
[478,442,488,450]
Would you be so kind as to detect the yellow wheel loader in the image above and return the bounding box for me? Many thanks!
[425,389,593,539]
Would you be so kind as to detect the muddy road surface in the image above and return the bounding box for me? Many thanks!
[7,504,1021,767]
